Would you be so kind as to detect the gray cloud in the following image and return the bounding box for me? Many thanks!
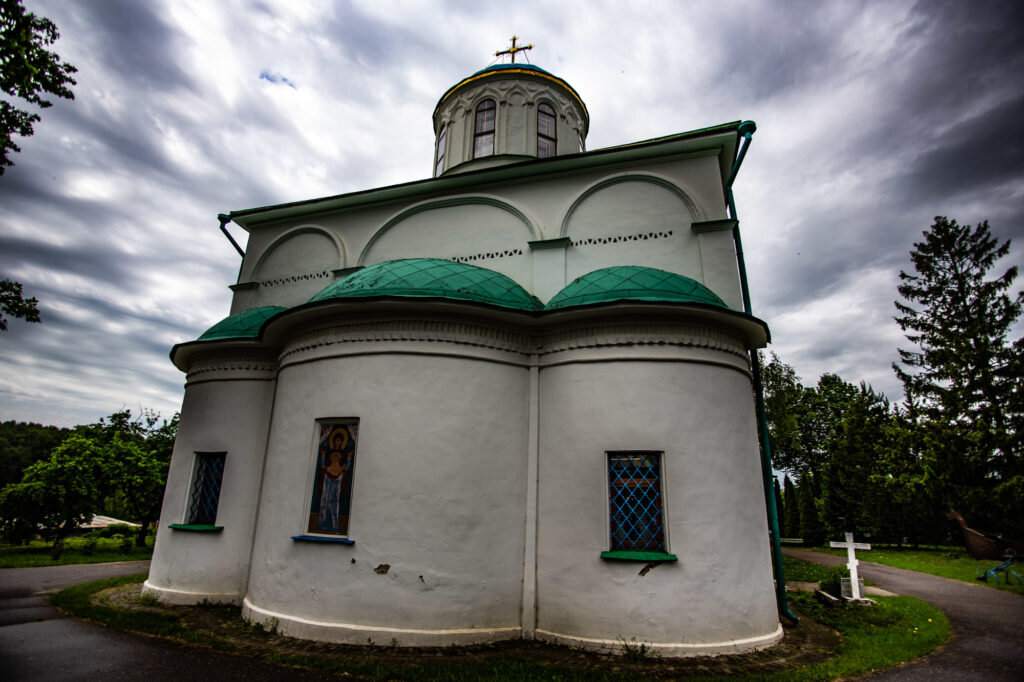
[69,0,196,94]
[2,0,1021,426]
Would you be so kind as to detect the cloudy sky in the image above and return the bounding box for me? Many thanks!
[1,0,1022,427]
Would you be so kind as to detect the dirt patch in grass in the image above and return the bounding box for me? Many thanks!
[96,583,840,679]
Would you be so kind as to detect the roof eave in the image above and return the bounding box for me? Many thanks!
[229,122,743,229]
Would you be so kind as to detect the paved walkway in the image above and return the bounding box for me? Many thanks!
[784,548,1024,681]
[5,556,1022,679]
[0,561,339,681]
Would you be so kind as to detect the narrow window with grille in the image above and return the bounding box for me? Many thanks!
[187,452,226,525]
[607,451,665,552]
[473,99,496,158]
[434,123,447,176]
[537,102,556,158]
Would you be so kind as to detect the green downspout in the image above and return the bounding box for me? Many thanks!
[727,121,799,623]
[218,214,246,258]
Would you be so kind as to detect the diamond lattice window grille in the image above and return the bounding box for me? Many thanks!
[608,452,664,552]
[188,452,226,525]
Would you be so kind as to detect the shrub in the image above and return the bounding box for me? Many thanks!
[82,536,99,556]
[819,566,847,597]
[102,523,135,538]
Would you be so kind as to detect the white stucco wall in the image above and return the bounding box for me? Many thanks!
[229,151,734,316]
[242,348,530,645]
[534,359,781,655]
[433,72,587,176]
[145,373,276,604]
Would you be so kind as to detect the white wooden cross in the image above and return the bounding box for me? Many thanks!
[830,531,871,600]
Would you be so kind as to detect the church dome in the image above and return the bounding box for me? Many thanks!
[431,59,589,177]
[309,258,543,311]
[545,266,730,310]
[197,306,287,341]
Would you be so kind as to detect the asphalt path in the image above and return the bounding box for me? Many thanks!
[4,556,1022,680]
[0,561,340,681]
[784,548,1024,681]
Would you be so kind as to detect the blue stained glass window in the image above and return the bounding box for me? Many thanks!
[188,452,226,525]
[608,452,665,552]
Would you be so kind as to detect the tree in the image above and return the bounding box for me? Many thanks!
[893,217,1023,534]
[0,409,177,548]
[798,374,858,482]
[0,434,109,548]
[822,383,891,538]
[0,420,69,490]
[783,474,800,539]
[77,409,177,546]
[0,0,77,173]
[760,353,807,473]
[773,477,785,537]
[106,435,167,547]
[0,279,40,331]
[797,473,826,546]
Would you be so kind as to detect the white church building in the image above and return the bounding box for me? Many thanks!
[144,58,785,656]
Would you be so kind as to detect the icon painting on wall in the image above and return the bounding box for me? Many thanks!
[308,422,358,535]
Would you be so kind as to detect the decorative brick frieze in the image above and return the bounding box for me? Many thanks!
[185,352,278,383]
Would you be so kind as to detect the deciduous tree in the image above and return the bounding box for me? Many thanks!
[0,434,108,547]
[0,0,77,173]
[0,278,40,331]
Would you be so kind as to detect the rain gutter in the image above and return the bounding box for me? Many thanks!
[218,214,245,258]
[726,120,799,623]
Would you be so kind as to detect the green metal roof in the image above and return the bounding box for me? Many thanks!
[197,306,287,341]
[475,63,555,78]
[309,259,543,311]
[545,266,729,310]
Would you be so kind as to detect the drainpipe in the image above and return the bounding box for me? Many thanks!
[727,121,799,623]
[219,214,245,258]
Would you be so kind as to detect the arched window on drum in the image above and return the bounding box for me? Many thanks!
[474,99,496,158]
[537,102,556,158]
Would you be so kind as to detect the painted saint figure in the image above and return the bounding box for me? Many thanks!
[310,424,356,534]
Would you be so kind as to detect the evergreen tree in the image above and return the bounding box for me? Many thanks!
[870,409,942,546]
[823,384,891,538]
[773,478,785,538]
[893,217,1023,534]
[783,474,800,539]
[798,474,826,546]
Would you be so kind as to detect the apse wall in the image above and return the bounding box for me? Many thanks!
[242,333,531,645]
[534,350,781,655]
[144,372,276,604]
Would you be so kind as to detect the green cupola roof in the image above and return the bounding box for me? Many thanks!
[197,306,287,341]
[545,266,729,310]
[310,259,543,311]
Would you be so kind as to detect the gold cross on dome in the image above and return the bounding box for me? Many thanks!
[495,36,533,63]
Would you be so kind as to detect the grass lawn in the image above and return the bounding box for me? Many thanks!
[50,561,950,681]
[0,535,154,568]
[806,545,1024,596]
[770,592,948,681]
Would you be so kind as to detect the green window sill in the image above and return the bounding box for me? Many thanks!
[600,550,678,562]
[291,534,354,545]
[168,523,224,532]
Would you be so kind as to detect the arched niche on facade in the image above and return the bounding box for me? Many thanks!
[560,175,705,285]
[250,226,345,309]
[358,197,538,287]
